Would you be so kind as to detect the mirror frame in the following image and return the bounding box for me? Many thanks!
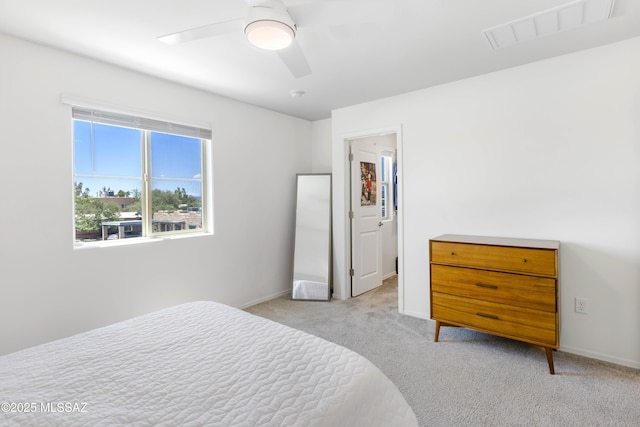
[291,173,332,301]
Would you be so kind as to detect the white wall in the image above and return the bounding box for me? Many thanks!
[332,36,640,368]
[311,118,332,173]
[0,34,312,355]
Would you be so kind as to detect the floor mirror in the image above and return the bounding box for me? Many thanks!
[291,173,332,301]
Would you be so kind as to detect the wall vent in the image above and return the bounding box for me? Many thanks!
[483,0,615,50]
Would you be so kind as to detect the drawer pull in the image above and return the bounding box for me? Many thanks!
[476,312,499,320]
[475,283,498,289]
[450,252,455,256]
[522,259,527,263]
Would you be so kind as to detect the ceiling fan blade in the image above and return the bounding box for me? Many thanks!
[158,19,243,45]
[277,40,311,78]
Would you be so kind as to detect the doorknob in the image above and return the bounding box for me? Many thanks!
[378,221,383,227]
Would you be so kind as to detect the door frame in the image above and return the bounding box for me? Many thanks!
[339,124,406,313]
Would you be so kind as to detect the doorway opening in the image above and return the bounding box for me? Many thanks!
[345,128,404,312]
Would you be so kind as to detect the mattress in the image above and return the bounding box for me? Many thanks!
[0,301,418,426]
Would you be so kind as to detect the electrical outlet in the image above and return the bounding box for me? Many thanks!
[575,298,588,314]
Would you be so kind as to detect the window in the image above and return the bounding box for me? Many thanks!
[72,107,211,245]
[380,153,394,221]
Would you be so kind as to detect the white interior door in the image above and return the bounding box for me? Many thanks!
[351,139,383,296]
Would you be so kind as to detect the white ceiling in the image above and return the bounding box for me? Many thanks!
[1,0,639,121]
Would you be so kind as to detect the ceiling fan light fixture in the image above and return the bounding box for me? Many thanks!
[245,20,295,50]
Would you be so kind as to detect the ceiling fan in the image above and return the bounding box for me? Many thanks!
[157,0,393,78]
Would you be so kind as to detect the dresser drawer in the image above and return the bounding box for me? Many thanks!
[432,292,557,347]
[431,241,557,276]
[431,264,556,312]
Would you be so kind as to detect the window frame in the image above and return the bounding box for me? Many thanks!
[70,103,212,248]
[380,153,394,222]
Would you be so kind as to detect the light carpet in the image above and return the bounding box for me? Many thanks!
[245,276,640,426]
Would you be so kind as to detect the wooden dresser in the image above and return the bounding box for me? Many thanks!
[429,234,560,374]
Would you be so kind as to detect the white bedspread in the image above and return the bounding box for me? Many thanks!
[0,301,418,426]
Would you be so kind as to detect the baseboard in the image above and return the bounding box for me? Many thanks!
[238,289,290,310]
[401,309,431,321]
[383,272,397,281]
[560,345,640,370]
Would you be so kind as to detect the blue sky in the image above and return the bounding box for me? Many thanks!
[73,121,202,198]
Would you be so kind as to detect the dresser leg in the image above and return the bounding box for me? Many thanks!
[434,320,441,342]
[545,348,555,375]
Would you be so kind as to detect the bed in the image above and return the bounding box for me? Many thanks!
[0,301,418,426]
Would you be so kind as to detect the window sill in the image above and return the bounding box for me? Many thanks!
[73,231,212,250]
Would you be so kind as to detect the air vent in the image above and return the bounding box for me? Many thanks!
[483,0,615,50]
